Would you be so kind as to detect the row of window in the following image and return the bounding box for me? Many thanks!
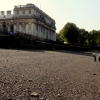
[16,10,43,15]
[16,10,31,15]
[15,10,54,24]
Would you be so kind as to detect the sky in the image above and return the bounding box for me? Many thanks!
[0,0,100,33]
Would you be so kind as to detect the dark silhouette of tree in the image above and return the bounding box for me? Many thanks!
[97,30,100,44]
[87,30,99,46]
[78,29,89,46]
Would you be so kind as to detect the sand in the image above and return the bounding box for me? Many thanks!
[0,49,100,100]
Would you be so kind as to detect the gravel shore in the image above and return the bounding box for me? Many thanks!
[0,49,100,100]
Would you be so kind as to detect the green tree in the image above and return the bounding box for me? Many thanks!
[59,22,79,45]
[78,29,89,46]
[87,30,99,45]
[97,30,100,44]
[56,33,64,43]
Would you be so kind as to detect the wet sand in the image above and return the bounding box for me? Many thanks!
[0,49,100,100]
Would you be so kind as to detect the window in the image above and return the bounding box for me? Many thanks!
[23,10,25,14]
[17,11,19,15]
[29,10,31,14]
[7,11,11,14]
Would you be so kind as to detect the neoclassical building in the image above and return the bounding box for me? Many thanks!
[0,3,56,41]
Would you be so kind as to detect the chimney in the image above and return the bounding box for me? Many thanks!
[7,10,11,15]
[1,11,5,15]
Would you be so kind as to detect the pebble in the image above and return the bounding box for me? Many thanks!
[93,73,96,75]
[31,92,39,97]
[41,97,46,100]
[57,94,61,97]
[29,80,33,82]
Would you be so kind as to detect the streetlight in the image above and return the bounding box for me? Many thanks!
[10,18,14,33]
[3,15,6,30]
[11,19,13,23]
[3,15,5,22]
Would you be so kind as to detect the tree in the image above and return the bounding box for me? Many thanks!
[87,30,99,46]
[56,33,64,43]
[59,22,79,45]
[78,29,89,46]
[97,30,100,44]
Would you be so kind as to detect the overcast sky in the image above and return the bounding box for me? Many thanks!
[0,0,100,33]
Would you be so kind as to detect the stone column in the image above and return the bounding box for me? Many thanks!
[22,23,26,33]
[33,23,36,36]
[14,24,16,33]
[36,24,38,36]
[54,32,56,41]
[38,25,41,37]
[7,23,10,32]
[26,23,28,34]
[21,23,23,33]
[39,25,41,38]
[44,28,46,39]
[17,23,19,32]
[19,24,21,32]
[28,22,32,35]
[31,23,34,35]
[45,29,48,39]
[48,30,50,39]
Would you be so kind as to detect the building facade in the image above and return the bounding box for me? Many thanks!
[0,3,56,41]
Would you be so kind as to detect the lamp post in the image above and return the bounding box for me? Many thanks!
[3,15,5,22]
[10,18,14,33]
[3,15,6,31]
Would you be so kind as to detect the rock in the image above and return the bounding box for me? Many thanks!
[57,94,61,97]
[31,92,39,97]
[29,80,33,82]
[41,97,46,100]
[4,66,6,68]
[7,99,13,100]
[93,73,96,75]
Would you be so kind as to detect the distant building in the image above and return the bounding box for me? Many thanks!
[0,3,56,41]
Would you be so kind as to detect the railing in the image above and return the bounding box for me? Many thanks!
[0,28,46,40]
[14,4,35,9]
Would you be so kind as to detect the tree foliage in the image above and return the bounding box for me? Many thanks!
[56,33,64,43]
[97,30,100,44]
[87,30,99,45]
[60,22,79,45]
[58,22,100,46]
[78,29,89,46]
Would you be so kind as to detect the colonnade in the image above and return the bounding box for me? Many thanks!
[35,24,55,40]
[14,22,34,35]
[13,22,56,41]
